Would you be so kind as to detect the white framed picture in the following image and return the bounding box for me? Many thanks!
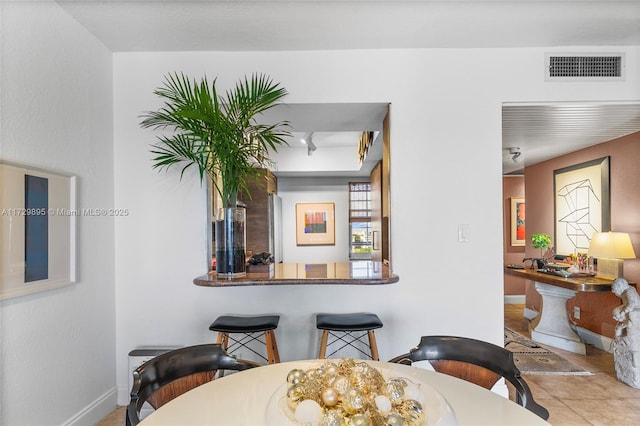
[1,161,77,300]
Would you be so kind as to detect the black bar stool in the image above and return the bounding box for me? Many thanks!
[316,312,383,360]
[209,315,280,364]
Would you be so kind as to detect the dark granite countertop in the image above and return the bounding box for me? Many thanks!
[194,261,399,287]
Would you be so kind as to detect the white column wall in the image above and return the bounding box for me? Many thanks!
[113,47,639,403]
[0,2,116,425]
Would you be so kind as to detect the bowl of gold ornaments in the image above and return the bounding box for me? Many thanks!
[281,358,427,425]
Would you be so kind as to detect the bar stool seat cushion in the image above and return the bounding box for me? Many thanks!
[209,315,280,333]
[316,313,383,331]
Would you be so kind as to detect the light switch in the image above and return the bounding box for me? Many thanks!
[458,224,471,243]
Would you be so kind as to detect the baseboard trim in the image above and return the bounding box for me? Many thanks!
[504,295,526,304]
[64,387,118,426]
[518,308,613,354]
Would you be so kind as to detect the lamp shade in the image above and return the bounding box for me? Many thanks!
[588,232,636,259]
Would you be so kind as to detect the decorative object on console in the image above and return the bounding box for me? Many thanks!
[588,232,636,279]
[529,233,552,269]
[140,73,290,278]
[611,278,640,388]
[248,252,274,265]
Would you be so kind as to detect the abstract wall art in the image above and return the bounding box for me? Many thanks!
[295,202,335,246]
[554,157,610,256]
[1,161,76,300]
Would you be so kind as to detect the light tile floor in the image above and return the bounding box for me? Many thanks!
[505,303,640,425]
[100,305,640,425]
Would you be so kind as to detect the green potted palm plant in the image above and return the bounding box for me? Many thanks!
[140,72,290,277]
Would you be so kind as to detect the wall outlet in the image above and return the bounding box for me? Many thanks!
[573,306,581,319]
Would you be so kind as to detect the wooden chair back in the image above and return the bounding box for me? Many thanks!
[389,335,549,420]
[126,344,260,425]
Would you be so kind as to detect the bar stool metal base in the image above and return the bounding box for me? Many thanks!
[316,312,383,361]
[209,315,280,364]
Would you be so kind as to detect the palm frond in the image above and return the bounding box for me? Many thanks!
[141,72,291,207]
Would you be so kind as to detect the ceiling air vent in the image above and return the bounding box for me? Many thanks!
[545,53,624,81]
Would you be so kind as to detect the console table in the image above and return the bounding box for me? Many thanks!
[505,267,617,355]
[194,261,399,287]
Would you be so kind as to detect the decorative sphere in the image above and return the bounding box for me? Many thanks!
[374,395,392,414]
[324,362,339,376]
[294,399,323,425]
[333,375,350,395]
[287,369,306,385]
[385,413,405,426]
[342,388,366,414]
[385,381,405,406]
[307,367,327,380]
[321,387,340,407]
[350,371,370,393]
[399,399,425,426]
[338,358,356,375]
[286,383,306,410]
[348,414,371,426]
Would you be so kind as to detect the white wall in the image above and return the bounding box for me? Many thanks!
[0,2,116,425]
[278,176,353,263]
[113,47,640,403]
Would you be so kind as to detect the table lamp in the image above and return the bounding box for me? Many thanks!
[588,232,636,279]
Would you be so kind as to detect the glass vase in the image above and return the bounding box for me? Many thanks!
[214,207,247,278]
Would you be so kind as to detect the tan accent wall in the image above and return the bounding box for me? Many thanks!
[524,131,640,338]
[503,175,526,295]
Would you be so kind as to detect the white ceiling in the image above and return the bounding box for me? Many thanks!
[55,0,640,176]
[57,1,640,52]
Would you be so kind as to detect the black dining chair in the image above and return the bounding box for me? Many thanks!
[126,344,260,425]
[388,335,549,420]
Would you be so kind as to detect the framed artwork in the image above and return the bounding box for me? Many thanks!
[1,161,77,300]
[554,156,610,256]
[510,197,525,247]
[296,202,335,245]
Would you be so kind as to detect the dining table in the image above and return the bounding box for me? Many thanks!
[138,359,549,425]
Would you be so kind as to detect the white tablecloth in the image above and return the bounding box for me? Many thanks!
[139,359,549,425]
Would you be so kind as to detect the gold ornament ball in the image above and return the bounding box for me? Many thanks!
[338,358,356,374]
[286,383,306,410]
[333,375,350,395]
[350,371,370,393]
[385,381,405,406]
[307,367,327,380]
[385,413,406,425]
[342,388,366,414]
[348,414,371,426]
[321,387,340,407]
[287,369,306,385]
[324,362,339,376]
[399,399,425,426]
